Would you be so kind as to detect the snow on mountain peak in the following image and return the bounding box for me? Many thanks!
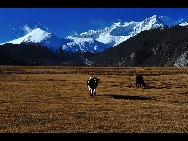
[6,27,51,44]
[2,15,188,54]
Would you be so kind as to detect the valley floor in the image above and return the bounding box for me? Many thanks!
[0,66,187,133]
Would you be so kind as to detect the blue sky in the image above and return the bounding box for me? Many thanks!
[1,8,188,43]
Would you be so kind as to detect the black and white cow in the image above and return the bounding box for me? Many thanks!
[87,77,100,97]
[136,75,146,88]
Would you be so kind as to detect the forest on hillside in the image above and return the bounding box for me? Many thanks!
[91,25,188,67]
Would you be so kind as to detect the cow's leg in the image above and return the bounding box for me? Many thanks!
[91,89,94,97]
[94,89,96,96]
[90,89,92,97]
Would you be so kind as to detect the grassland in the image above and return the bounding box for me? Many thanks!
[0,66,187,133]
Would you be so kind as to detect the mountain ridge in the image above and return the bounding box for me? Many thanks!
[1,15,187,54]
[90,25,188,67]
[0,15,188,67]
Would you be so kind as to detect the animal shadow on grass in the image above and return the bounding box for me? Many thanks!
[143,85,157,89]
[98,94,152,100]
[143,85,171,89]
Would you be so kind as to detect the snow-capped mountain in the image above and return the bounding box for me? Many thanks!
[7,28,51,44]
[90,24,188,67]
[67,15,187,48]
[4,28,71,52]
[62,36,110,53]
[2,27,109,53]
[2,15,187,53]
[68,15,163,47]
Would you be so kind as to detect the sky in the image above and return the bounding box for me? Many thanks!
[1,8,188,43]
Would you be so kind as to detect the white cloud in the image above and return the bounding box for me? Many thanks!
[22,25,32,34]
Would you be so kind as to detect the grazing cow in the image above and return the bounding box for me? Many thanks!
[87,77,100,97]
[136,75,146,88]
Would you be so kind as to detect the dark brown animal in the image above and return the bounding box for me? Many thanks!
[136,75,146,88]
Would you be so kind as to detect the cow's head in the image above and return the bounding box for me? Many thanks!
[93,77,100,83]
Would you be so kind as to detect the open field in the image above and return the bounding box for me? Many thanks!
[0,66,188,133]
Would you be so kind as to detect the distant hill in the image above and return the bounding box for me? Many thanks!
[0,49,30,66]
[0,43,94,66]
[91,25,188,67]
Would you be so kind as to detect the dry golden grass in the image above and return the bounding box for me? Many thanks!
[0,66,187,133]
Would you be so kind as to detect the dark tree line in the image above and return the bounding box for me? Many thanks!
[0,42,97,66]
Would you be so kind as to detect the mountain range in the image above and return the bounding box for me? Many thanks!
[2,15,188,53]
[90,25,188,67]
[0,15,188,67]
